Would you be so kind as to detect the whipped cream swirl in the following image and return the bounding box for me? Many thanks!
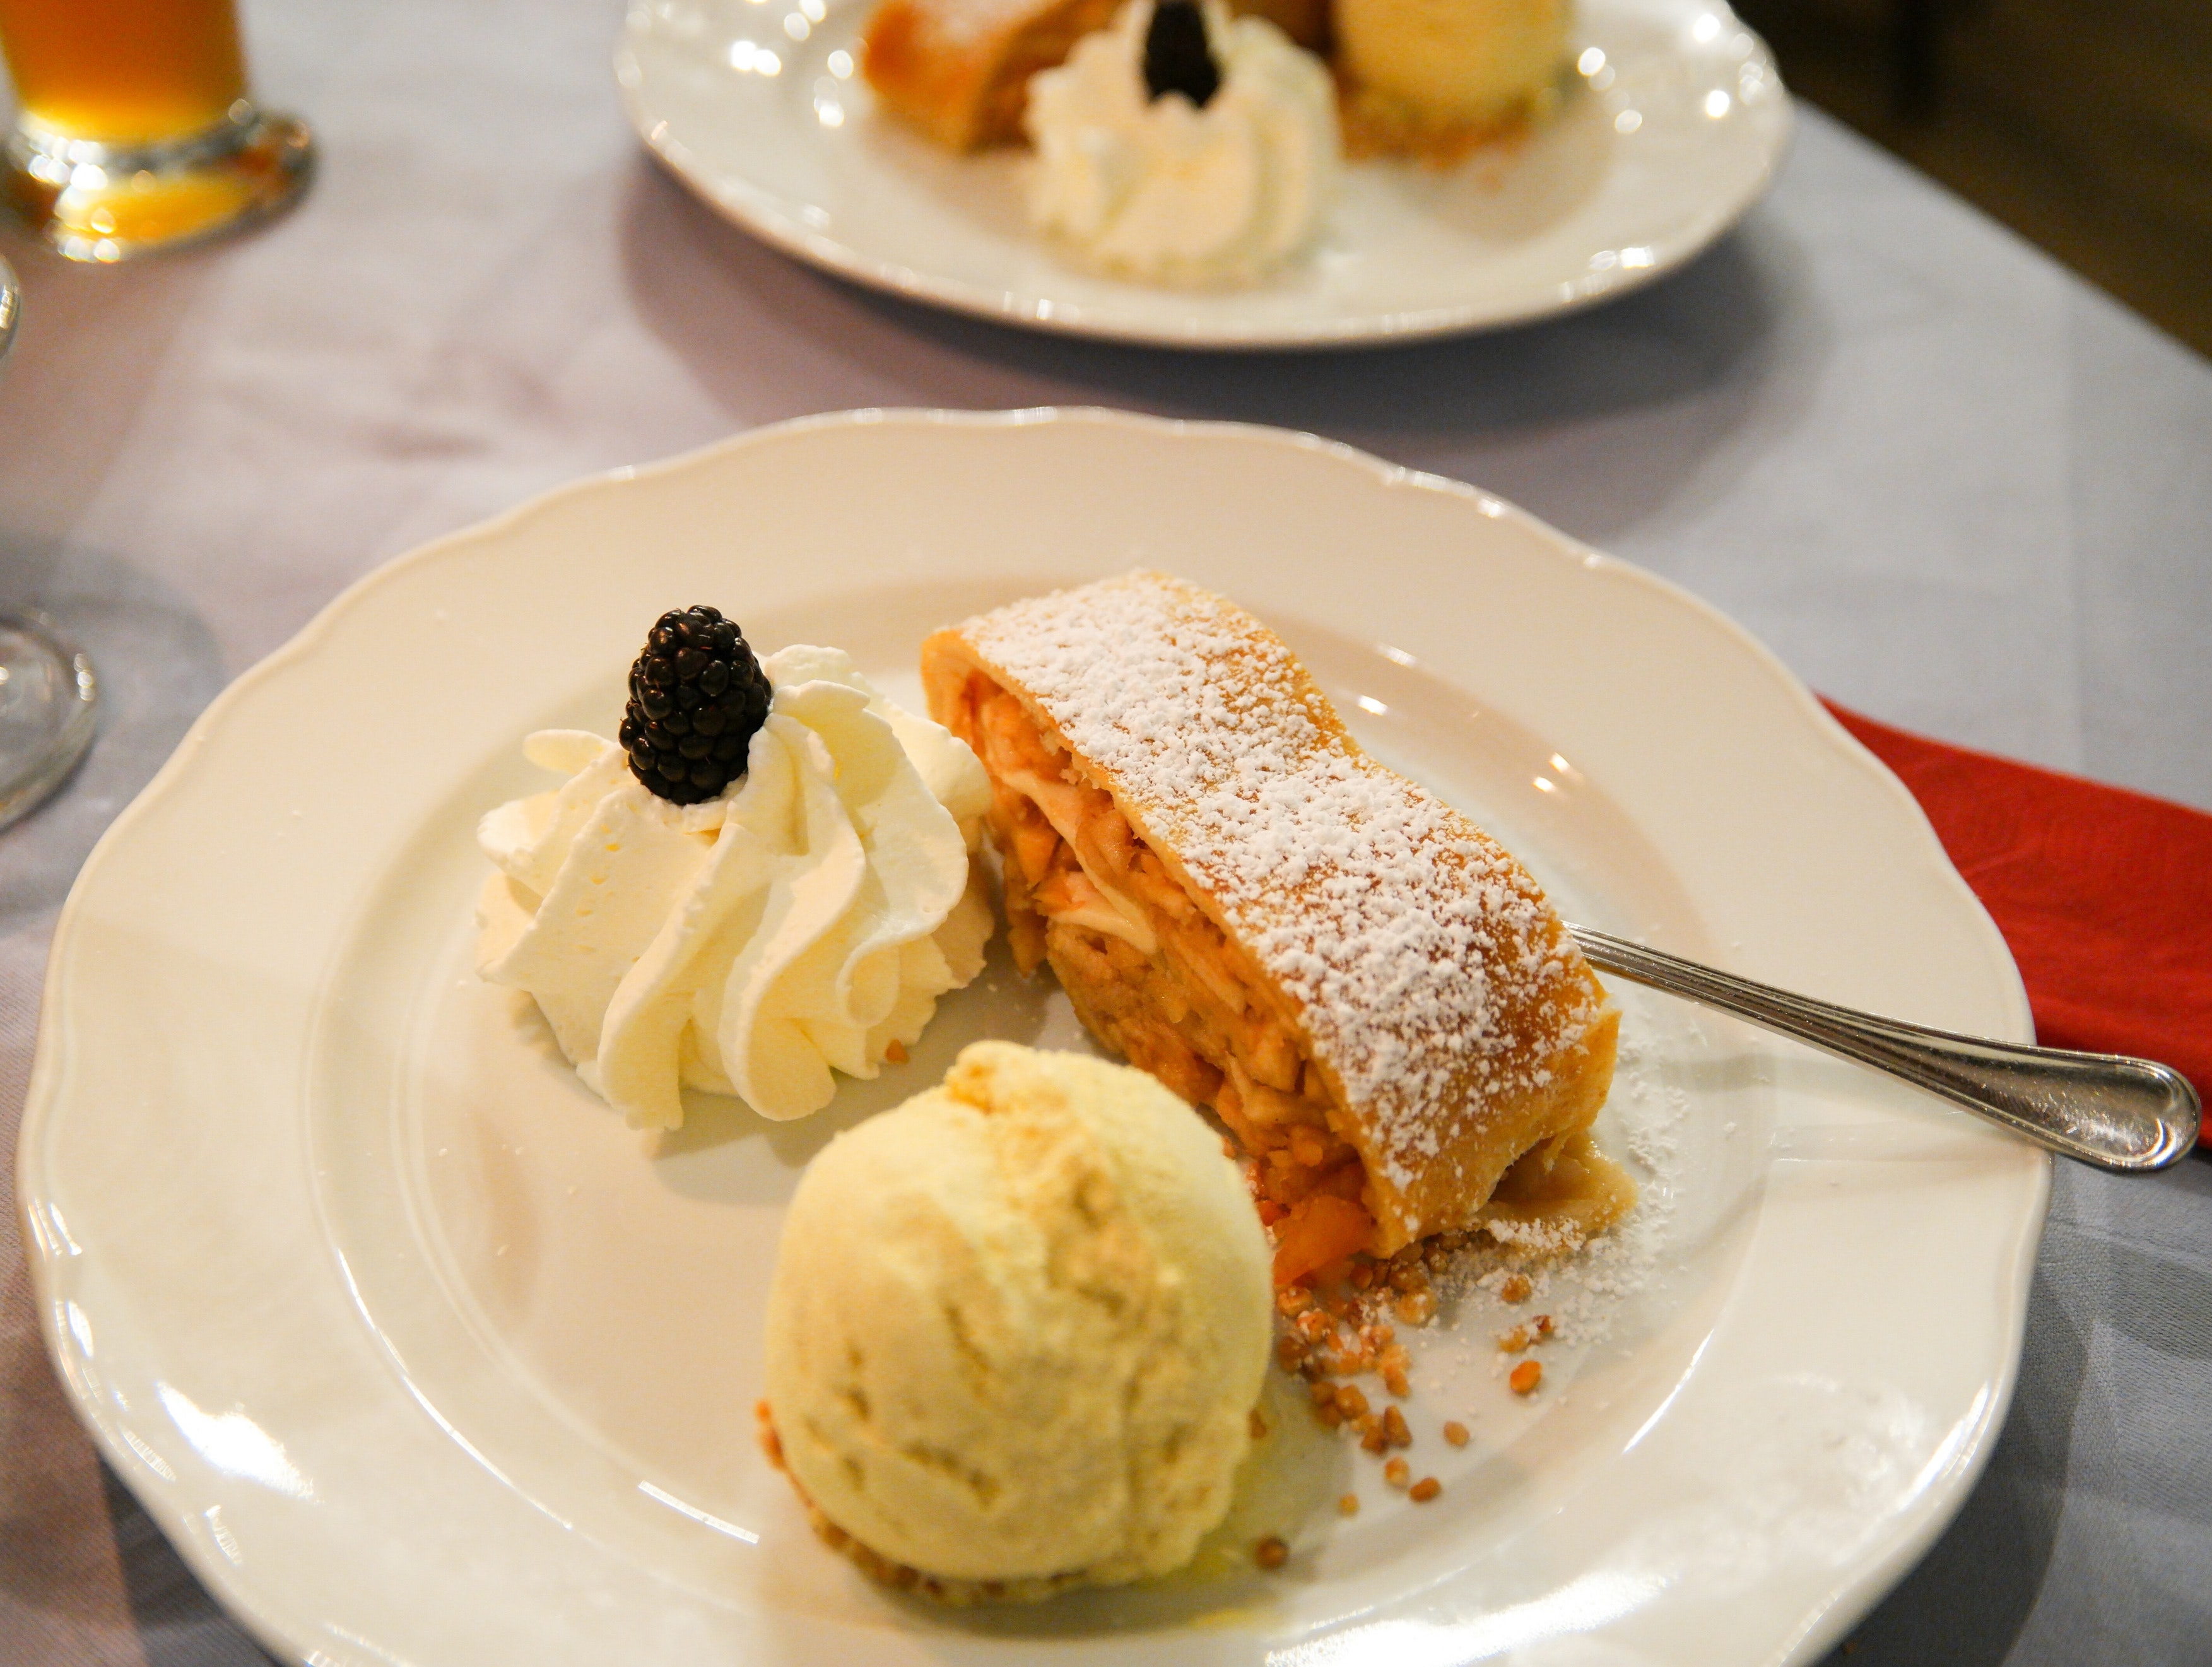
[1023,0,1339,284]
[476,646,993,1128]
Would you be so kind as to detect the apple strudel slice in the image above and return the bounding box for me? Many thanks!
[922,571,1630,1285]
[861,0,1124,151]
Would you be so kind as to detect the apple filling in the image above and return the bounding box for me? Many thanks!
[945,671,1379,1284]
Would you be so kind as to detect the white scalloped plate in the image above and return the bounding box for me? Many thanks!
[615,0,1792,346]
[21,409,2043,1666]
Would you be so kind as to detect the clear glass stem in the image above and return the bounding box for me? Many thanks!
[0,612,99,831]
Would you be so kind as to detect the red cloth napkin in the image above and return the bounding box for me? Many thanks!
[1823,701,2212,1142]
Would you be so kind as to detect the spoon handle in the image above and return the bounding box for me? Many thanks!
[1566,925,2199,1172]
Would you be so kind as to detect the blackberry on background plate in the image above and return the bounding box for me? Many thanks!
[1144,0,1221,107]
[619,606,772,804]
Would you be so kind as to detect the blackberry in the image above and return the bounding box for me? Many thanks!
[617,606,772,804]
[1143,0,1221,107]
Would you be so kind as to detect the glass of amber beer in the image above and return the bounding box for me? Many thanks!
[0,0,312,260]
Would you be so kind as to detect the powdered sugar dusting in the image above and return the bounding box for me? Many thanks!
[1421,1024,1683,1377]
[962,572,1606,1191]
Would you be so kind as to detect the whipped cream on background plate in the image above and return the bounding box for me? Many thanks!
[476,646,992,1128]
[1023,0,1340,285]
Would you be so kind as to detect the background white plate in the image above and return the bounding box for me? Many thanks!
[21,409,2043,1666]
[615,0,1792,346]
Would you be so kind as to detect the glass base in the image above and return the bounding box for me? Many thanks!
[0,613,98,832]
[4,103,313,262]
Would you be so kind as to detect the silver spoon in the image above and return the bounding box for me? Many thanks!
[1568,924,2199,1172]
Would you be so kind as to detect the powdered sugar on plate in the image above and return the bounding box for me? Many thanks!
[1265,987,1695,1485]
[1432,1017,1686,1406]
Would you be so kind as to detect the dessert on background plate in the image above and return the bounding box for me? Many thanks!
[1023,0,1341,285]
[863,0,1574,172]
[854,0,1580,286]
[476,607,993,1130]
[760,1040,1273,1601]
[923,571,1633,1287]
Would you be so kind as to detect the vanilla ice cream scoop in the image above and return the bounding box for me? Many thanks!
[762,1041,1273,1594]
[1336,0,1568,132]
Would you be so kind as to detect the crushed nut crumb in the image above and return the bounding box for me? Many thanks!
[1409,1477,1441,1503]
[883,1039,908,1064]
[1276,1237,1584,1459]
[1383,1458,1410,1488]
[1322,1336,1367,1376]
[1255,1536,1290,1570]
[1338,1492,1360,1516]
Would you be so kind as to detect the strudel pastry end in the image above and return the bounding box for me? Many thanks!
[922,572,1628,1284]
[862,0,1125,151]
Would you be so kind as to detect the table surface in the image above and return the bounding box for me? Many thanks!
[3,1,2209,1662]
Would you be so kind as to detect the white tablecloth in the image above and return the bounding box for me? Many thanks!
[3,0,2208,1660]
